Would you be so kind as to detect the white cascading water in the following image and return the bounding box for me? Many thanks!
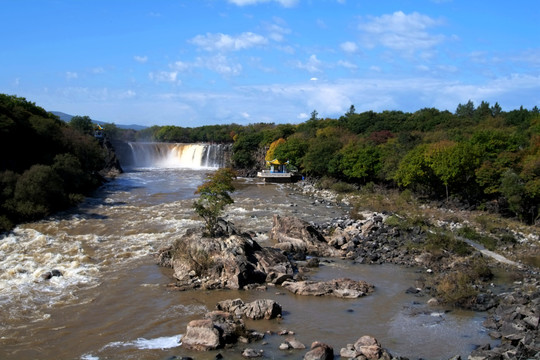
[127,143,226,169]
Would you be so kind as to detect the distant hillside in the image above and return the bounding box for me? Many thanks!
[50,111,147,131]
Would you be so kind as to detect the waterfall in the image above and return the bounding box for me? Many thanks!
[127,142,229,169]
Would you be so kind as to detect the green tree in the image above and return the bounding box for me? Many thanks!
[302,127,345,176]
[455,100,475,118]
[394,144,432,189]
[193,168,237,237]
[499,169,526,220]
[273,135,308,168]
[14,164,67,219]
[232,132,263,168]
[69,115,94,135]
[339,140,381,183]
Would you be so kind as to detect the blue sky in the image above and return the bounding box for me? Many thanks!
[1,0,539,127]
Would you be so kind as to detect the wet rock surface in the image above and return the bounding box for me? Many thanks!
[216,298,282,320]
[281,278,374,298]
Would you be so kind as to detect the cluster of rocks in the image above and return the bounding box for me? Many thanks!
[180,295,397,360]
[472,277,540,359]
[157,227,294,290]
[158,217,379,299]
[182,310,264,351]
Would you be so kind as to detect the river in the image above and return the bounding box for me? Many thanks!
[0,147,498,359]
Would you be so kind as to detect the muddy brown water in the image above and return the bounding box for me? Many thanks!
[0,168,497,359]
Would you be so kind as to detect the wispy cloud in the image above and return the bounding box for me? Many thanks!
[190,32,268,52]
[227,0,298,7]
[296,54,323,73]
[149,71,180,84]
[66,71,78,80]
[264,18,291,42]
[337,60,358,69]
[340,41,358,53]
[134,55,148,64]
[200,54,243,76]
[359,11,445,53]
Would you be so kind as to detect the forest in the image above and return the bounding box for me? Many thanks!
[116,101,539,225]
[0,94,113,232]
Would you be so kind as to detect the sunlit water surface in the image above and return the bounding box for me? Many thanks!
[0,168,497,359]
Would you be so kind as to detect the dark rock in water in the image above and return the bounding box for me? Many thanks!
[241,348,263,358]
[281,278,374,298]
[405,286,420,294]
[305,257,320,268]
[42,269,63,280]
[304,341,334,360]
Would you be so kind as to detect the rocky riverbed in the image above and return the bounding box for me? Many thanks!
[158,194,540,359]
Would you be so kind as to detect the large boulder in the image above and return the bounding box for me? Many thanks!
[182,319,221,351]
[216,298,282,320]
[169,229,294,290]
[340,335,392,360]
[182,311,246,351]
[304,341,334,360]
[281,278,374,298]
[269,215,339,257]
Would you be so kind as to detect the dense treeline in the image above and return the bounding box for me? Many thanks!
[270,104,539,224]
[0,94,111,232]
[124,102,539,224]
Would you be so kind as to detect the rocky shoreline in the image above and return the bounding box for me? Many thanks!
[156,182,540,359]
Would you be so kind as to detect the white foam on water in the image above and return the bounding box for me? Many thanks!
[103,334,182,350]
[0,227,102,322]
[81,354,100,360]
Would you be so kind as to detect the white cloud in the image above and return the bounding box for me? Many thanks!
[310,77,318,81]
[91,67,105,74]
[199,54,243,76]
[134,55,148,63]
[337,60,357,69]
[264,19,291,42]
[149,71,179,83]
[359,11,445,52]
[190,32,268,52]
[227,0,298,7]
[172,60,191,71]
[241,112,250,119]
[119,90,136,99]
[296,54,323,73]
[66,71,78,80]
[340,41,358,53]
